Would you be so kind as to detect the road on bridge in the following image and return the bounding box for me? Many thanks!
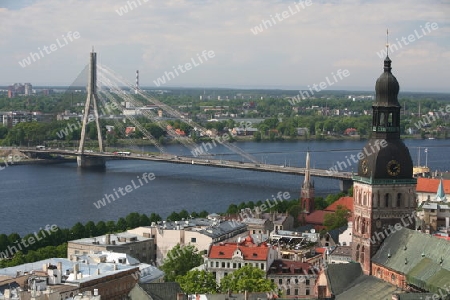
[20,148,353,180]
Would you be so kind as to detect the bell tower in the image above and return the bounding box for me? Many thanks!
[351,38,417,275]
[301,150,315,213]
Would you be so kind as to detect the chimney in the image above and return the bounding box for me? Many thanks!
[43,263,48,272]
[105,234,111,245]
[57,262,62,271]
[74,263,79,275]
[95,268,100,275]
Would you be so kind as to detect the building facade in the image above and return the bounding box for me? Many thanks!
[68,232,155,265]
[206,236,278,284]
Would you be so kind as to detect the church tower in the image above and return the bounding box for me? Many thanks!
[301,150,315,213]
[351,51,417,275]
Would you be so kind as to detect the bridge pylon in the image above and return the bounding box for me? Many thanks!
[77,50,105,169]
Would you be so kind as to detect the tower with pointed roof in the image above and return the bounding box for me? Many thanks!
[435,178,447,202]
[351,37,417,275]
[301,150,315,214]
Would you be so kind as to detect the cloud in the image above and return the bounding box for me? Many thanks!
[0,0,449,91]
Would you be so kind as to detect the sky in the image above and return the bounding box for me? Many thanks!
[0,0,449,92]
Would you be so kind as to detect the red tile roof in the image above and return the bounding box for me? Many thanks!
[325,196,354,212]
[315,247,327,254]
[267,259,313,275]
[301,210,331,225]
[208,242,270,261]
[417,177,450,194]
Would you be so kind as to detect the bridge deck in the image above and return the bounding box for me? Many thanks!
[20,149,352,180]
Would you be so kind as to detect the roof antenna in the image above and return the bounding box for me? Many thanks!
[386,29,389,57]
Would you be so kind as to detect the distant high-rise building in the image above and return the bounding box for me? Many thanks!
[7,83,32,98]
[24,83,32,95]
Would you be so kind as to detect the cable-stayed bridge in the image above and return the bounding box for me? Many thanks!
[18,51,354,191]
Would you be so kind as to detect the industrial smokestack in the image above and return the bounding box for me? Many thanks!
[135,70,139,94]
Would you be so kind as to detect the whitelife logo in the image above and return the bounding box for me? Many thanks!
[18,31,81,68]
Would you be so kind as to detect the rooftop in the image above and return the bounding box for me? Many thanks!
[416,177,450,194]
[208,238,272,261]
[267,259,313,275]
[0,258,138,285]
[372,228,450,293]
[69,232,152,246]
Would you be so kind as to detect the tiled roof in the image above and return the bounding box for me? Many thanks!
[372,228,450,293]
[328,245,352,257]
[326,263,362,295]
[335,275,399,300]
[208,242,270,261]
[416,177,450,194]
[139,282,185,300]
[302,210,331,225]
[267,259,312,275]
[326,196,354,212]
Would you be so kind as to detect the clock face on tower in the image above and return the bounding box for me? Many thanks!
[362,160,369,175]
[387,159,401,176]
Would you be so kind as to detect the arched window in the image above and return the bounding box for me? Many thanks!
[360,246,365,264]
[356,244,360,262]
[397,193,402,208]
[379,112,385,126]
[388,113,393,126]
[372,194,378,208]
[385,193,390,208]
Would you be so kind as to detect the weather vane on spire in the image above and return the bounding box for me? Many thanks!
[386,29,389,56]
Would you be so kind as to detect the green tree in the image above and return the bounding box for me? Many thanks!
[323,205,351,230]
[160,244,203,282]
[253,131,262,142]
[219,265,276,293]
[176,270,218,294]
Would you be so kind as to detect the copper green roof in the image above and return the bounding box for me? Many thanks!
[372,228,450,293]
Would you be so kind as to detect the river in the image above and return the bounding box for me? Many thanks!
[1,139,448,235]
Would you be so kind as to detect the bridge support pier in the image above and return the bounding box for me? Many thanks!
[339,179,353,192]
[77,156,105,169]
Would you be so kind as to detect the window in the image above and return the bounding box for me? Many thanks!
[294,289,298,295]
[215,262,219,268]
[253,230,256,234]
[227,263,230,268]
[391,274,396,282]
[210,262,213,267]
[306,289,310,295]
[191,237,196,243]
[233,263,236,269]
[396,193,402,208]
[279,279,282,284]
[385,193,390,208]
[286,289,290,296]
[222,262,225,268]
[295,279,299,284]
[306,279,310,285]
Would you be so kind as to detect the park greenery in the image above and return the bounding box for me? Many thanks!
[160,244,204,282]
[176,266,276,294]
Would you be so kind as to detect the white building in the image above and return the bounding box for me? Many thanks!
[128,218,247,265]
[206,236,278,284]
